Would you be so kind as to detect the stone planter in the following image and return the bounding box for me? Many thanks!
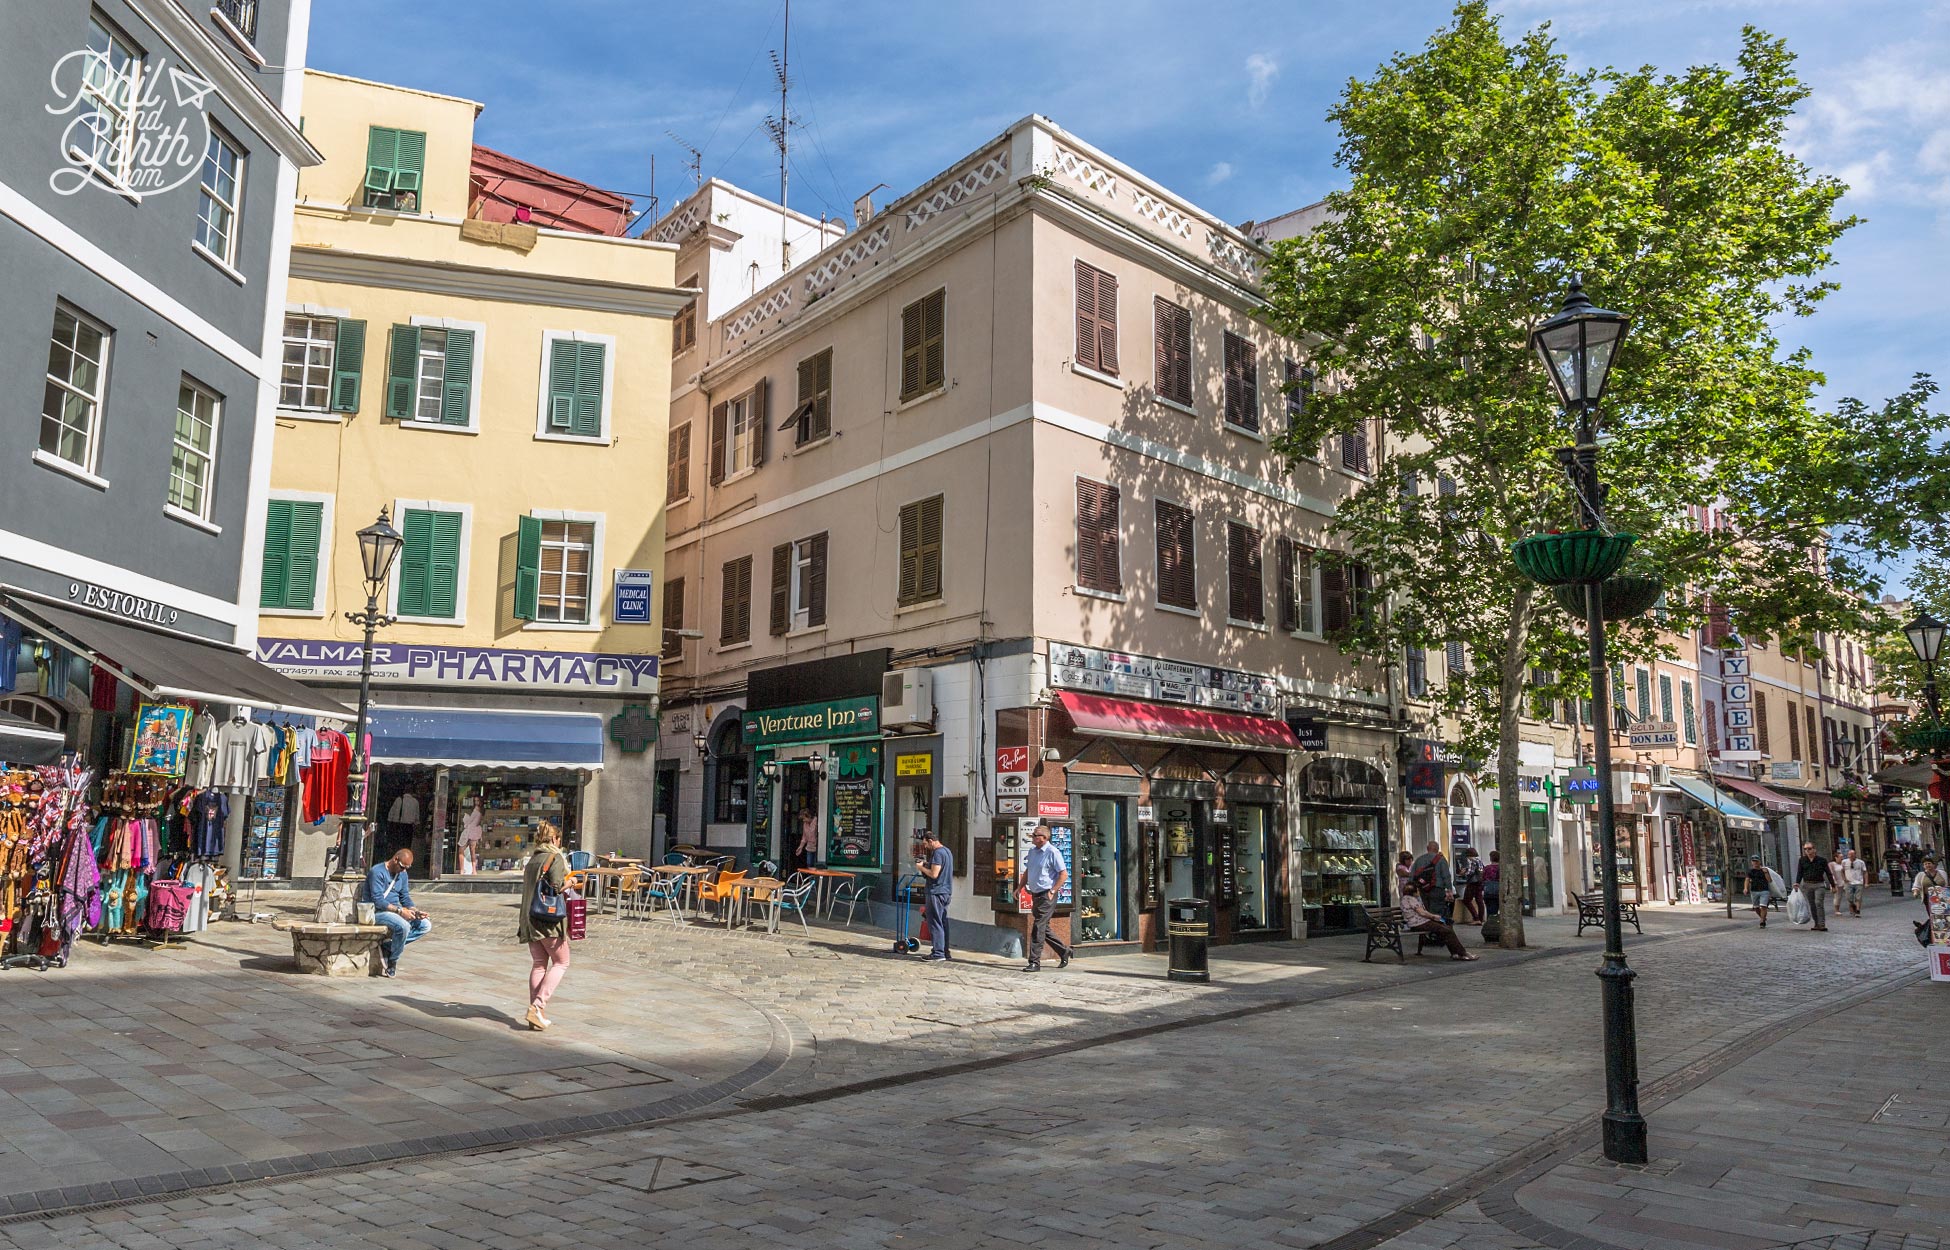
[290,923,388,977]
[1511,531,1636,586]
[1551,574,1664,621]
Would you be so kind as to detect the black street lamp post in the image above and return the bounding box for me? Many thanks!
[1532,277,1649,1166]
[1904,611,1948,855]
[338,508,404,878]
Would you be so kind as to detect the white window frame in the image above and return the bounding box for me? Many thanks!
[788,535,819,631]
[38,302,113,487]
[259,489,335,618]
[1152,492,1199,618]
[1073,473,1124,603]
[279,308,341,416]
[387,498,473,627]
[533,330,617,444]
[74,15,143,192]
[193,125,245,275]
[723,391,756,481]
[524,508,606,632]
[1287,544,1323,639]
[166,375,222,530]
[405,315,486,433]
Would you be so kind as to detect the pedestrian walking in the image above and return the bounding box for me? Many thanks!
[1794,842,1832,932]
[1483,850,1501,918]
[914,830,954,961]
[1016,820,1072,972]
[1410,841,1455,918]
[1745,856,1772,927]
[1399,883,1478,960]
[1458,847,1485,923]
[518,821,572,1031]
[1826,853,1848,917]
[1839,849,1868,917]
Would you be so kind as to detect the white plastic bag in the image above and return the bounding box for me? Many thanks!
[1787,888,1812,926]
[1766,867,1788,896]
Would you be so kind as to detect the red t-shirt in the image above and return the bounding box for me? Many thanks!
[303,729,351,823]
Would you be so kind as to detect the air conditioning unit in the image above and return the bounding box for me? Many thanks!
[1649,764,1673,786]
[881,668,935,730]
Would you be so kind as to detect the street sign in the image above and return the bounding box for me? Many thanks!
[996,745,1030,800]
[998,796,1026,814]
[1037,801,1070,818]
[1628,721,1679,749]
[613,569,654,623]
[1562,765,1600,805]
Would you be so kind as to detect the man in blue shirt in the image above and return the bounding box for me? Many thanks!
[1017,820,1072,971]
[913,831,954,961]
[363,848,432,976]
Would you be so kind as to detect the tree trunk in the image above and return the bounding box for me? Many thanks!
[1496,586,1535,949]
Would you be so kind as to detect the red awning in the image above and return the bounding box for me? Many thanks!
[1718,777,1805,814]
[1055,691,1300,751]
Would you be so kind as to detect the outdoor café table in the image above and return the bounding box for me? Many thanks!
[597,855,643,868]
[726,876,784,929]
[580,867,636,915]
[799,867,853,917]
[650,864,708,916]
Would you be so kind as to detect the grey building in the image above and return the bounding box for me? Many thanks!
[0,6,333,779]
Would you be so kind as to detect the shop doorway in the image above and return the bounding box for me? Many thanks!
[1073,795,1127,943]
[654,763,678,855]
[1231,804,1281,934]
[780,761,820,873]
[1521,803,1553,914]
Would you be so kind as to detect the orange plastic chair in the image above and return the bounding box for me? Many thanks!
[696,868,747,918]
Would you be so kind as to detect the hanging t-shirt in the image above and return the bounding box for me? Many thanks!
[187,711,220,789]
[304,729,351,824]
[290,726,317,771]
[179,861,217,932]
[211,718,272,791]
[191,790,229,858]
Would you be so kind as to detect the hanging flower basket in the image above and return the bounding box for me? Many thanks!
[1829,785,1869,802]
[1510,531,1636,586]
[1551,574,1665,622]
[1896,723,1950,755]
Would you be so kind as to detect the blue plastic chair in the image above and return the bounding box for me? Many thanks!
[567,850,594,871]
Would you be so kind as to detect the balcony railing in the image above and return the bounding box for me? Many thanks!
[213,0,258,42]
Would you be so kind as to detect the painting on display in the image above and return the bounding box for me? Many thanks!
[127,702,192,777]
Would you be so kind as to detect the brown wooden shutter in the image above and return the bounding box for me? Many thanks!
[1705,699,1721,753]
[1075,480,1120,594]
[923,290,945,392]
[814,349,832,438]
[1226,522,1262,624]
[1350,562,1372,627]
[750,377,770,467]
[1276,536,1297,633]
[770,542,791,636]
[720,555,748,644]
[1321,560,1348,634]
[1098,270,1119,375]
[1155,500,1195,610]
[661,576,684,659]
[1154,298,1172,398]
[667,423,690,500]
[1806,706,1819,773]
[1787,699,1802,760]
[918,494,943,600]
[1075,261,1100,373]
[708,401,728,485]
[806,532,828,626]
[1756,690,1771,754]
[1224,333,1258,431]
[796,356,816,444]
[1155,299,1191,406]
[898,501,921,604]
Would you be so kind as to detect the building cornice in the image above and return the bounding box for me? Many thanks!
[127,0,322,168]
[289,247,691,318]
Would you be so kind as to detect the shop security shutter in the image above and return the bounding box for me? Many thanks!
[513,515,542,621]
[385,324,419,418]
[329,319,365,413]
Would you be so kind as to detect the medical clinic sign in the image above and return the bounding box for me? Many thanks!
[257,638,658,694]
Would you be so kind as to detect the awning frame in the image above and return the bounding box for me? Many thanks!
[1671,774,1769,831]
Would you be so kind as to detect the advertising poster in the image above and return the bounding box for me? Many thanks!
[827,742,881,868]
[1928,887,1950,982]
[128,702,192,777]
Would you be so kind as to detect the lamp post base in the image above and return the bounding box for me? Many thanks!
[1602,1110,1650,1165]
[314,871,366,925]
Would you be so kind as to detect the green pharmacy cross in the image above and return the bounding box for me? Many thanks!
[609,704,658,754]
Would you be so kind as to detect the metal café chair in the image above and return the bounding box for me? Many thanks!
[764,877,816,935]
[831,877,873,928]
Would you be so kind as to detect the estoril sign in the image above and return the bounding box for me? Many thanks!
[741,697,879,747]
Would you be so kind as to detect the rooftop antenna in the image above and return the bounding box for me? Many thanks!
[764,0,794,275]
[666,130,702,188]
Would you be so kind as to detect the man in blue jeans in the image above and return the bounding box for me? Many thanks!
[913,831,953,961]
[364,848,432,976]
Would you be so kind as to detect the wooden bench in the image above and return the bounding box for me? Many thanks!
[287,922,390,977]
[1569,892,1642,937]
[1359,906,1443,963]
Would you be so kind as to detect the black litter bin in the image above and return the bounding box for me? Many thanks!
[1166,897,1210,983]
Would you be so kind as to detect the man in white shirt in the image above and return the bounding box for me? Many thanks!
[1016,821,1072,972]
[387,790,422,862]
[1839,850,1868,917]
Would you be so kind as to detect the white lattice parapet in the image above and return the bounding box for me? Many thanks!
[1207,229,1261,281]
[651,203,704,244]
[1132,189,1194,240]
[904,148,1011,231]
[1052,146,1118,198]
[803,222,893,298]
[724,286,794,341]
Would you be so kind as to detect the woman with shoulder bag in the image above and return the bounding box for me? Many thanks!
[519,821,573,1031]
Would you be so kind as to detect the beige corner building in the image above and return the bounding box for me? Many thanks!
[255,71,685,880]
[652,116,1403,957]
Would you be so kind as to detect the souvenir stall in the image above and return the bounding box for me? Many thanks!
[0,594,350,968]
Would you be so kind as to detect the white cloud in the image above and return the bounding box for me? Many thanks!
[1207,161,1234,186]
[1246,53,1278,109]
[1779,45,1950,209]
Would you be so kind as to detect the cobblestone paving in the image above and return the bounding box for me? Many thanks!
[0,885,1935,1248]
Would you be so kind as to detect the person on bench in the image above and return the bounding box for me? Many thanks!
[1400,883,1478,961]
[364,848,432,977]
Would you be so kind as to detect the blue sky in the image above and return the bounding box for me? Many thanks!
[309,0,1948,587]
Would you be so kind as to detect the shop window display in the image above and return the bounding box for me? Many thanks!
[1074,797,1123,942]
[1231,806,1274,932]
[1296,810,1380,932]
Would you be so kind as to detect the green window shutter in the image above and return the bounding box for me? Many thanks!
[386,324,420,419]
[440,327,474,426]
[572,341,605,437]
[259,498,292,609]
[547,338,579,431]
[364,126,398,195]
[330,319,366,413]
[285,500,323,610]
[426,511,463,618]
[392,130,426,193]
[513,515,542,621]
[396,508,433,617]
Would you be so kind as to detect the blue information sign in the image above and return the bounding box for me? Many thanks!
[613,569,654,624]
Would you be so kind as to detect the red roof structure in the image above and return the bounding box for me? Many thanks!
[468,145,633,237]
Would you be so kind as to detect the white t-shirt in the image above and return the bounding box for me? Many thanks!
[388,793,421,824]
[1841,857,1867,886]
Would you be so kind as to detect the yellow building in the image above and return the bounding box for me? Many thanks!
[256,71,685,878]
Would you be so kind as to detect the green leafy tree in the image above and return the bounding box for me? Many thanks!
[1869,559,1950,724]
[1261,3,1949,946]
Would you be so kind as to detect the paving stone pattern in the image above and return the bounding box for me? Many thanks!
[0,887,1936,1249]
